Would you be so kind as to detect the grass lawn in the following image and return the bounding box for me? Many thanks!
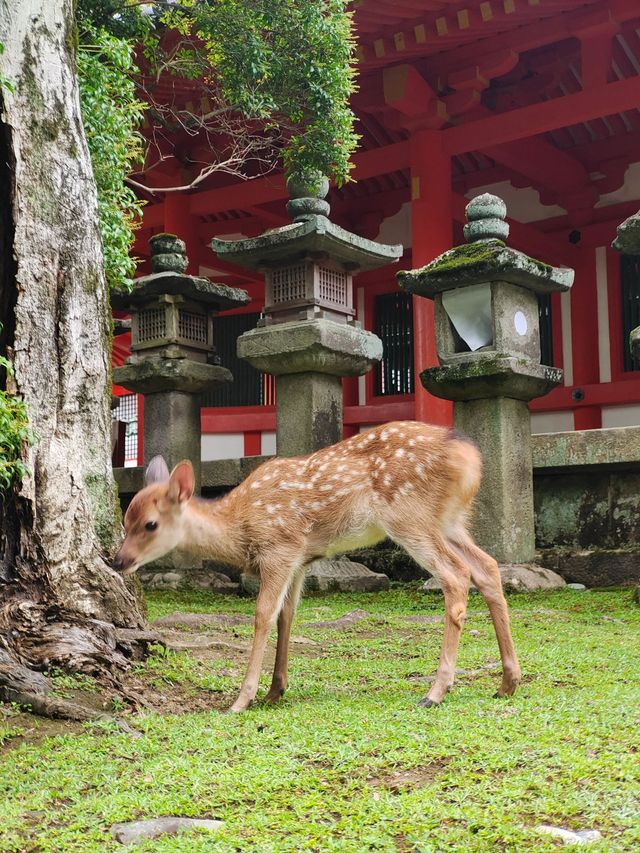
[0,586,638,851]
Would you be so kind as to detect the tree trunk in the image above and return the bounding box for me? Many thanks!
[0,0,145,711]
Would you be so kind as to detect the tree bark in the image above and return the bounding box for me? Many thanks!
[0,0,145,707]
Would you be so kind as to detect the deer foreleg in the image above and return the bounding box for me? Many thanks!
[265,566,306,704]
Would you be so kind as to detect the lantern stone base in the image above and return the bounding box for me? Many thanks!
[454,397,536,564]
[113,357,232,395]
[420,356,562,402]
[237,319,382,377]
[238,319,382,457]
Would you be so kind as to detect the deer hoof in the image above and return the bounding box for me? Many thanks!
[264,687,286,704]
[418,696,440,708]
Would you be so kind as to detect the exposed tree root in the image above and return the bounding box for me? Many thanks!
[0,597,164,723]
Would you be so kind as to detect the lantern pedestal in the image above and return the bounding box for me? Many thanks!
[399,194,574,565]
[238,319,382,456]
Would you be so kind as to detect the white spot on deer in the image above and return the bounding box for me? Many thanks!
[408,452,416,462]
[266,504,280,514]
[395,448,405,458]
[311,501,325,510]
[408,439,416,446]
[319,484,332,491]
[251,480,262,489]
[380,429,390,440]
[290,500,298,509]
[383,475,391,486]
[416,464,426,477]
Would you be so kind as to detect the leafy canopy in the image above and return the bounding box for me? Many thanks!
[77,26,146,290]
[77,1,359,289]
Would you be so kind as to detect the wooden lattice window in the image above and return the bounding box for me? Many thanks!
[374,291,414,396]
[622,255,640,372]
[201,312,274,407]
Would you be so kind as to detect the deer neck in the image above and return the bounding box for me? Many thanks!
[181,496,246,568]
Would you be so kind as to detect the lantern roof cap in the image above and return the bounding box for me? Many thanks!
[111,233,250,310]
[398,193,574,298]
[111,271,250,311]
[211,214,402,272]
[211,172,401,272]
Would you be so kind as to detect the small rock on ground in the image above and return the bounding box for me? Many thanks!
[306,558,390,593]
[535,825,602,845]
[111,817,223,844]
[566,582,587,591]
[422,564,565,593]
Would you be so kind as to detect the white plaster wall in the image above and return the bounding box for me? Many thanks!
[376,201,411,248]
[530,411,575,434]
[261,431,276,456]
[601,405,640,428]
[201,432,244,461]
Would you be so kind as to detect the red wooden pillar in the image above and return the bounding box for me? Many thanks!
[571,249,602,429]
[410,130,453,425]
[163,193,199,275]
[342,376,359,439]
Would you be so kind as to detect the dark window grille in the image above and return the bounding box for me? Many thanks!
[201,312,275,407]
[374,291,414,396]
[622,255,640,372]
[538,293,554,366]
[112,394,138,464]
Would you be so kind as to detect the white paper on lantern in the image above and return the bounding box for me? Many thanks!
[441,283,493,352]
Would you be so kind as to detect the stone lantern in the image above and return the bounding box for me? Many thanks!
[112,234,250,490]
[398,194,574,564]
[211,175,403,457]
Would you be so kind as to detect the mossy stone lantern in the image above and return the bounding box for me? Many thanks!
[211,175,402,457]
[399,194,574,564]
[112,234,250,490]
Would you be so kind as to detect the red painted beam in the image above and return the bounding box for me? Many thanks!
[344,401,414,425]
[529,378,640,412]
[201,407,276,433]
[444,77,640,155]
[430,0,640,78]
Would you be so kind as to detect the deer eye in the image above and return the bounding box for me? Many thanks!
[145,521,158,532]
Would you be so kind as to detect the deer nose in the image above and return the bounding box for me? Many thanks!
[112,553,125,571]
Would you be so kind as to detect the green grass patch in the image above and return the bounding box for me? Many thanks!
[0,586,638,851]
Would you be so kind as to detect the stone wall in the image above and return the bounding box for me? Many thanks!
[532,426,640,587]
[114,426,640,588]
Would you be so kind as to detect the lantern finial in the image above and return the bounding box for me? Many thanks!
[464,193,509,243]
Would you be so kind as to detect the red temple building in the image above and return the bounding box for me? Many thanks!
[112,0,640,466]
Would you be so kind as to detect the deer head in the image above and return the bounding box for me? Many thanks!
[112,457,195,575]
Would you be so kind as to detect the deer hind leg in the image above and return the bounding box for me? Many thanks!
[452,531,521,697]
[391,530,471,707]
[265,565,306,704]
[230,561,300,713]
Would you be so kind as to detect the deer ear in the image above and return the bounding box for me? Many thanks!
[145,455,170,486]
[168,461,195,504]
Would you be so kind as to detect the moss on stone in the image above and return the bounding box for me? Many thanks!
[425,240,506,275]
